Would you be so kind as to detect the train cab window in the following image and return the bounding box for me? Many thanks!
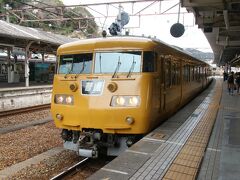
[58,53,93,74]
[94,51,141,74]
[143,51,156,72]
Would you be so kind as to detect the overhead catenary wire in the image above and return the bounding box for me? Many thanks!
[15,0,96,36]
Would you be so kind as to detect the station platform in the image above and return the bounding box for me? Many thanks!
[0,82,52,111]
[0,82,52,90]
[88,78,240,180]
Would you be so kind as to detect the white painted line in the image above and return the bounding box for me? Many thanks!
[143,137,183,146]
[143,137,165,142]
[165,140,184,146]
[207,148,221,152]
[101,168,128,175]
[126,150,149,155]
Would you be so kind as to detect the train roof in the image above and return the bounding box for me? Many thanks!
[58,36,208,65]
[58,36,155,52]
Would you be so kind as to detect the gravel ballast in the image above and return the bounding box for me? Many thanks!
[0,122,61,171]
[0,109,51,128]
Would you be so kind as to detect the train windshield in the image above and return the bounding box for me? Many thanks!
[58,53,93,74]
[94,51,141,74]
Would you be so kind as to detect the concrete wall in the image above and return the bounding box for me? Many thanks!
[0,85,52,111]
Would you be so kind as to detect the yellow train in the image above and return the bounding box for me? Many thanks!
[51,36,212,158]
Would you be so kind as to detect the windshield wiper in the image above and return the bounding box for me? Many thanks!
[127,57,136,78]
[64,61,73,78]
[99,53,102,73]
[75,60,85,78]
[112,57,121,78]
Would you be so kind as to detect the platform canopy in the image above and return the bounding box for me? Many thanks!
[182,0,240,67]
[0,20,77,53]
[0,20,78,87]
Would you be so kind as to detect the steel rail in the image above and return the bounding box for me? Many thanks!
[50,158,89,180]
[0,104,50,117]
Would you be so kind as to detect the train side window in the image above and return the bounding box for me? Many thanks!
[191,66,194,81]
[165,61,171,88]
[183,64,191,82]
[172,63,180,85]
[200,66,204,79]
[199,67,202,80]
[183,65,187,82]
[143,51,156,72]
[194,66,198,81]
[195,66,201,81]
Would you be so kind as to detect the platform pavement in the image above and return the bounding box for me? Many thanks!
[88,78,240,180]
[198,79,240,180]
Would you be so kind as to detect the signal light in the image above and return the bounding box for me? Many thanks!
[108,22,121,36]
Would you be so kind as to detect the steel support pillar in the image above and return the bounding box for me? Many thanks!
[25,41,34,87]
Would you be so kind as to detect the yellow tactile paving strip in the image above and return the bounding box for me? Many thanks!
[163,80,223,180]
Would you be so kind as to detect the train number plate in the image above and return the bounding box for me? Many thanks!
[81,80,104,95]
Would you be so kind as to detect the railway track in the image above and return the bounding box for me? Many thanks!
[50,158,90,180]
[0,104,50,117]
[49,156,115,180]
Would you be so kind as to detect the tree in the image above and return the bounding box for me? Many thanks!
[0,0,99,38]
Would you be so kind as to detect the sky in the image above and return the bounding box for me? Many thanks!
[62,0,212,53]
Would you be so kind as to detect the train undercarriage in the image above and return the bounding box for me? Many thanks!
[61,129,141,158]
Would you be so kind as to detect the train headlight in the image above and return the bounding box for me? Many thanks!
[54,94,74,105]
[129,96,139,106]
[66,96,74,104]
[55,95,64,104]
[111,96,140,107]
[116,96,125,106]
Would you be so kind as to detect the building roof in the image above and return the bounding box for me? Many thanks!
[0,20,77,45]
[0,20,78,53]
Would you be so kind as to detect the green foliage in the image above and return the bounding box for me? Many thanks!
[0,0,31,10]
[0,0,99,38]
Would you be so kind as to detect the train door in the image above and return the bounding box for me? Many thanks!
[159,55,166,112]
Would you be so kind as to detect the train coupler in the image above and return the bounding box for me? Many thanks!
[79,148,98,158]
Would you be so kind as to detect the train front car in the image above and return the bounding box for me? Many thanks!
[51,37,158,158]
